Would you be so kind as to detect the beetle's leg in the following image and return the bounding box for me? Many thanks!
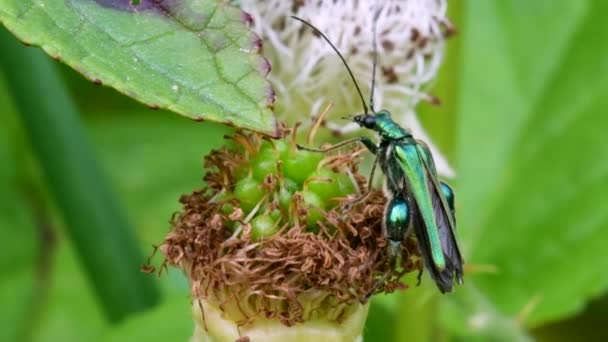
[297,136,377,154]
[362,194,411,302]
[342,153,379,210]
[362,270,392,303]
[417,267,424,286]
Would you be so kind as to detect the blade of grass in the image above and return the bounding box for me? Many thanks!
[0,28,160,322]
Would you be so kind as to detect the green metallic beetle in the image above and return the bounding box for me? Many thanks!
[352,111,463,294]
[292,16,464,294]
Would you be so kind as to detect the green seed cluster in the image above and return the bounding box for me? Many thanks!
[156,130,422,328]
[218,139,357,240]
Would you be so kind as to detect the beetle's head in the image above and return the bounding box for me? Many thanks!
[353,114,376,130]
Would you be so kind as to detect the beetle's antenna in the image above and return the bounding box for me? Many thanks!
[291,16,369,114]
[369,6,381,113]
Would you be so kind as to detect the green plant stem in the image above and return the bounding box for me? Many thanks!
[0,28,160,322]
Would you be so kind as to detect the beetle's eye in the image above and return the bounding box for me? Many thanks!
[363,116,376,128]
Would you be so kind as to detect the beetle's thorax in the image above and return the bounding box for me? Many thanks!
[353,110,411,140]
[373,110,411,141]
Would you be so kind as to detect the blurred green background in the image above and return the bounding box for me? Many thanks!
[1,0,608,341]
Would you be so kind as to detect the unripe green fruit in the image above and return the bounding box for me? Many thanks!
[270,140,291,158]
[284,178,299,192]
[251,215,278,241]
[230,138,356,235]
[212,191,234,215]
[269,209,282,222]
[336,173,356,196]
[278,178,298,211]
[220,202,234,215]
[282,150,323,185]
[251,148,279,181]
[233,177,264,213]
[301,190,324,228]
[306,169,342,206]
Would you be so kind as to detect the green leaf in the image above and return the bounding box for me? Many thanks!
[0,29,161,322]
[455,0,608,326]
[0,70,38,342]
[87,111,230,248]
[0,0,277,135]
[33,112,222,341]
[102,296,193,342]
[34,245,109,342]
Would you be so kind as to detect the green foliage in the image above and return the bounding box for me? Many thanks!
[1,0,608,341]
[0,30,160,322]
[0,70,39,342]
[34,246,109,342]
[34,112,228,341]
[102,295,192,342]
[0,0,276,135]
[455,0,608,327]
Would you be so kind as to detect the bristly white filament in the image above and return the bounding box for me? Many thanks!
[240,0,454,177]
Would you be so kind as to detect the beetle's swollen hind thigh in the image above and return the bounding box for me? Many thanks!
[383,194,412,244]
